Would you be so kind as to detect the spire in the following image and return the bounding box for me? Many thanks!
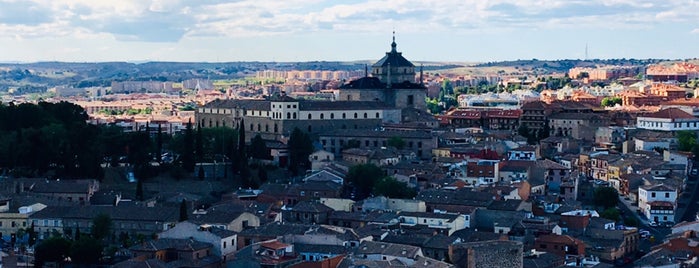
[391,30,397,53]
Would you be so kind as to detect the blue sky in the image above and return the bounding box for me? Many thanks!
[0,0,697,63]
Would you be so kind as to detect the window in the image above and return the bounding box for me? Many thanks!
[376,112,380,118]
[364,113,368,119]
[407,95,414,105]
[308,114,312,119]
[342,113,346,119]
[287,112,291,119]
[320,113,324,119]
[652,192,656,198]
[223,241,227,248]
[665,193,670,198]
[354,113,358,119]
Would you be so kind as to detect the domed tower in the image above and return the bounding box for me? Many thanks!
[371,33,416,85]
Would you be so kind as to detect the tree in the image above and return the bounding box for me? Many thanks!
[594,186,619,209]
[28,223,37,247]
[600,207,620,221]
[35,236,71,267]
[156,123,163,163]
[346,164,384,199]
[181,119,195,172]
[387,136,405,150]
[196,124,204,162]
[179,199,189,222]
[373,177,417,199]
[249,134,270,160]
[238,118,246,163]
[601,97,622,107]
[136,178,143,201]
[257,167,269,184]
[288,127,314,176]
[91,214,112,242]
[75,227,81,240]
[677,130,697,152]
[70,237,103,265]
[342,139,361,150]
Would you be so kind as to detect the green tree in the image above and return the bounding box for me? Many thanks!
[249,134,270,160]
[600,207,620,221]
[346,164,384,199]
[373,177,417,199]
[181,119,195,172]
[288,127,314,176]
[70,237,103,265]
[387,136,405,150]
[196,124,204,162]
[179,199,188,222]
[28,223,37,247]
[91,214,112,242]
[35,236,71,267]
[677,130,698,152]
[136,179,143,201]
[342,139,361,150]
[601,97,622,107]
[594,186,619,209]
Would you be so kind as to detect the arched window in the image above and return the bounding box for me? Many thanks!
[250,124,253,131]
[265,125,269,132]
[287,112,291,119]
[330,113,334,119]
[257,124,261,131]
[209,120,212,127]
[364,113,368,118]
[274,124,278,133]
[293,112,297,119]
[342,113,346,119]
[354,113,358,119]
[376,112,380,118]
[320,114,325,119]
[308,114,312,120]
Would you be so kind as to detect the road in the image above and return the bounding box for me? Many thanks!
[679,163,699,222]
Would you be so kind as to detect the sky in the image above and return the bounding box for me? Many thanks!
[0,0,697,63]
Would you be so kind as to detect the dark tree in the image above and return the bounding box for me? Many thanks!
[70,237,103,265]
[288,127,314,176]
[181,119,195,172]
[195,124,204,162]
[249,134,270,160]
[35,236,71,268]
[346,164,384,199]
[28,223,37,247]
[75,227,81,240]
[156,124,163,163]
[387,136,405,150]
[257,167,268,184]
[594,186,619,209]
[179,199,189,222]
[373,176,417,199]
[136,179,143,201]
[91,214,112,242]
[238,118,246,163]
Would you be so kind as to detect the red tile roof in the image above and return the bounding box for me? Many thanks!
[643,108,696,120]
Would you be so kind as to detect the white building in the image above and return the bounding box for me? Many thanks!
[506,146,538,161]
[638,184,677,223]
[636,108,699,131]
[158,221,237,260]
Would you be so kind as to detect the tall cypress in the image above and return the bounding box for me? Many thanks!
[156,124,163,163]
[196,124,204,163]
[182,119,195,172]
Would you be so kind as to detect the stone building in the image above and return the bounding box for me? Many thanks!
[450,240,523,268]
[196,36,427,142]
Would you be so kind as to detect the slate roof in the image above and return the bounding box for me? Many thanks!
[288,200,334,213]
[202,98,271,111]
[298,100,393,111]
[238,222,312,237]
[356,241,421,258]
[473,209,528,231]
[31,180,91,194]
[294,243,349,255]
[319,129,433,139]
[130,238,212,252]
[416,188,494,208]
[487,200,525,211]
[30,205,178,222]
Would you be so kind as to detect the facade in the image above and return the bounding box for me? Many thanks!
[639,184,677,223]
[549,113,609,140]
[534,234,586,257]
[197,97,396,141]
[158,221,237,259]
[637,108,699,131]
[319,129,435,158]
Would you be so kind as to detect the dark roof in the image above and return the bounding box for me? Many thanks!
[450,228,504,242]
[329,211,398,223]
[355,240,421,258]
[288,200,334,213]
[130,238,212,252]
[31,180,91,194]
[298,100,393,111]
[487,200,525,211]
[190,208,250,225]
[339,76,425,90]
[30,205,178,222]
[372,40,415,68]
[423,234,460,249]
[398,211,461,221]
[473,209,528,231]
[416,188,494,207]
[238,222,312,237]
[294,243,349,255]
[319,129,433,139]
[202,98,270,111]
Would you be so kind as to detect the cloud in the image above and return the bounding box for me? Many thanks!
[0,0,697,42]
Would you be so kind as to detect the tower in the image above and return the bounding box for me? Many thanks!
[371,32,416,85]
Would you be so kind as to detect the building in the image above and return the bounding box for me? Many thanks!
[534,234,586,257]
[197,96,396,141]
[548,113,609,140]
[638,184,677,223]
[338,35,427,111]
[449,240,523,268]
[636,107,699,131]
[158,221,237,260]
[319,128,435,158]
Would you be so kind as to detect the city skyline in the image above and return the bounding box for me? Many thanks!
[0,0,698,63]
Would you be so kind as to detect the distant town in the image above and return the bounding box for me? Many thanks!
[1,38,699,268]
